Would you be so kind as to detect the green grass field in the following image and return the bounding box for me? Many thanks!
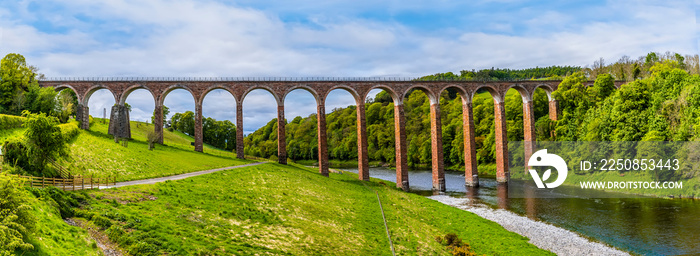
[12,187,102,256]
[78,163,550,255]
[57,118,252,181]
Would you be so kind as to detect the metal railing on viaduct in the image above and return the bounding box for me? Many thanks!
[39,77,627,192]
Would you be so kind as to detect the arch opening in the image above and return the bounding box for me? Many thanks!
[163,89,196,146]
[532,87,554,141]
[123,88,156,133]
[470,87,500,176]
[363,88,397,169]
[402,87,446,190]
[200,89,238,155]
[242,89,279,160]
[438,87,468,187]
[86,88,116,125]
[284,89,320,163]
[54,87,79,123]
[323,88,359,165]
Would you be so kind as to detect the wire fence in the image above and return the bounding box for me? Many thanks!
[39,77,561,82]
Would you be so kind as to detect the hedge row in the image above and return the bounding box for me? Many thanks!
[0,114,25,129]
[58,122,80,141]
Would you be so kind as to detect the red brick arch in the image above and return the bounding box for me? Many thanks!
[281,85,321,106]
[40,78,625,192]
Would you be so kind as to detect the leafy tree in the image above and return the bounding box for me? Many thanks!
[588,74,616,104]
[169,111,237,151]
[632,63,641,80]
[55,89,77,123]
[151,105,170,125]
[21,111,69,175]
[23,84,57,116]
[0,54,39,112]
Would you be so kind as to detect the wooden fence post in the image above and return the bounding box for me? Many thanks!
[42,175,45,188]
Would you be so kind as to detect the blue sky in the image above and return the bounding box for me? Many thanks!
[0,0,697,133]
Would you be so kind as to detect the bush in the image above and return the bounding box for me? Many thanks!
[3,137,33,175]
[436,233,476,256]
[147,131,158,150]
[58,122,80,141]
[0,173,36,254]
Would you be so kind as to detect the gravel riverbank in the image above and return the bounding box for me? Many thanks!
[428,195,629,256]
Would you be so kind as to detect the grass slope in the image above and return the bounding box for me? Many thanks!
[58,118,252,181]
[81,163,550,255]
[20,190,101,256]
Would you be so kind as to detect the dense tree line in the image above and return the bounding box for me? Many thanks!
[243,86,549,168]
[0,53,77,122]
[420,66,581,81]
[541,52,700,143]
[169,111,237,151]
[243,54,700,178]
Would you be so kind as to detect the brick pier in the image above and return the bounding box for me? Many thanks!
[43,78,621,192]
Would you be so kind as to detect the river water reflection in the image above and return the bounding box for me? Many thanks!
[340,167,700,255]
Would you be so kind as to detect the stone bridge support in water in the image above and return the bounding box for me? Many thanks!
[41,78,626,192]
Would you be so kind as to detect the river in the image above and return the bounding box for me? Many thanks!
[340,167,700,255]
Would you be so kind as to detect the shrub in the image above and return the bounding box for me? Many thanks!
[3,137,31,174]
[147,130,158,150]
[58,122,80,141]
[0,173,36,254]
[436,233,476,256]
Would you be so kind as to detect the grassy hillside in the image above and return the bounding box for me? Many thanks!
[90,117,239,158]
[78,163,550,255]
[21,190,101,256]
[58,118,252,181]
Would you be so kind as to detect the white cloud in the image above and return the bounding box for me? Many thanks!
[3,0,698,134]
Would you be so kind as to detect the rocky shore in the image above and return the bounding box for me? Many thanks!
[428,195,629,256]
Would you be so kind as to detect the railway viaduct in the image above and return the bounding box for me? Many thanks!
[40,78,626,192]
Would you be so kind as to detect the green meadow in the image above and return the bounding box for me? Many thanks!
[57,118,252,181]
[3,115,550,255]
[78,163,549,255]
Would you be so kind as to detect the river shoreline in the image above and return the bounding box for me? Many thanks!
[428,195,630,256]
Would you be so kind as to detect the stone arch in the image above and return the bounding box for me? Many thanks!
[199,85,237,105]
[159,84,198,106]
[54,84,82,103]
[241,85,281,106]
[323,85,361,105]
[119,84,157,105]
[282,85,320,106]
[438,84,469,104]
[532,83,555,101]
[83,85,118,106]
[365,84,401,105]
[469,84,502,103]
[506,84,532,103]
[403,84,439,105]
